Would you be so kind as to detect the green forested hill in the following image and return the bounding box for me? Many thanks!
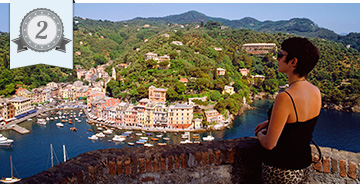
[72,17,360,111]
[134,11,360,52]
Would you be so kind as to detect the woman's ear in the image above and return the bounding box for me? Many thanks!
[290,57,298,68]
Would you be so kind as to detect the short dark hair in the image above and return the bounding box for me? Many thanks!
[281,37,320,77]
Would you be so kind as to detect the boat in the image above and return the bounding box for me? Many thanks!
[112,135,126,142]
[128,142,135,146]
[150,138,159,141]
[88,135,98,140]
[202,135,215,141]
[157,143,167,146]
[156,134,163,138]
[180,139,192,144]
[136,140,146,145]
[181,132,190,139]
[0,135,14,147]
[163,137,170,141]
[54,117,58,120]
[46,117,50,121]
[194,141,201,144]
[193,136,199,139]
[56,123,64,127]
[70,127,77,132]
[0,156,21,183]
[103,129,113,134]
[140,137,148,140]
[88,129,92,131]
[27,119,32,121]
[50,117,54,120]
[144,143,153,147]
[95,132,105,138]
[135,133,142,136]
[37,119,47,125]
[61,120,66,122]
[97,127,103,131]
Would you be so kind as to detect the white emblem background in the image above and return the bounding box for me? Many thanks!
[10,0,73,69]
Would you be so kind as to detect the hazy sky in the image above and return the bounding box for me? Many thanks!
[1,3,360,34]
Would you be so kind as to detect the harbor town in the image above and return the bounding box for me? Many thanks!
[0,63,238,143]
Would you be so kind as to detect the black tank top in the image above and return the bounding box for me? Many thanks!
[261,91,319,170]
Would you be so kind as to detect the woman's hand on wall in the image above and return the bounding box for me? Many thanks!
[255,120,268,136]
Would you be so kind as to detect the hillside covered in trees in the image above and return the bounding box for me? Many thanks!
[134,11,360,52]
[73,16,360,112]
[0,12,359,114]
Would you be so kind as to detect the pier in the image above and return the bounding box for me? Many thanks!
[11,124,30,134]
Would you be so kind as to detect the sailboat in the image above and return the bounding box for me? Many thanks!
[0,156,21,183]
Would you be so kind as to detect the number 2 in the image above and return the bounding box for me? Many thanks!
[36,21,48,39]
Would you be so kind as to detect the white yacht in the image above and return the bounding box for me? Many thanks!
[37,119,47,125]
[88,135,98,140]
[202,135,215,141]
[95,132,105,138]
[0,135,14,147]
[112,135,126,142]
[103,129,113,134]
[144,143,153,147]
[56,123,64,127]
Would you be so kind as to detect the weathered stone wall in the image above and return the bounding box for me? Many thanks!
[19,137,360,184]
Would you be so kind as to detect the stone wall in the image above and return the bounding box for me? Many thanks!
[19,137,360,184]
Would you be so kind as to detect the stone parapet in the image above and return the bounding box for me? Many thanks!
[19,137,360,184]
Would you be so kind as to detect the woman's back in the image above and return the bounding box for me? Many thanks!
[285,81,321,124]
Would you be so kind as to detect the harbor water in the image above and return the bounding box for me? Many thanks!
[0,100,360,179]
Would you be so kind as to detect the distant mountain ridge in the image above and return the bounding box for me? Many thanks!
[133,10,360,51]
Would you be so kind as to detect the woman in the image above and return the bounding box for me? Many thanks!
[254,37,321,184]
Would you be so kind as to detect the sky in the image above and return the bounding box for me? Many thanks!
[1,3,360,35]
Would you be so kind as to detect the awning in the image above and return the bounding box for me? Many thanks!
[15,113,28,119]
[27,109,37,114]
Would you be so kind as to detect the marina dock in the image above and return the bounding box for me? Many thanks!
[11,124,30,134]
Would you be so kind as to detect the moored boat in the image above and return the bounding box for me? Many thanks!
[95,132,105,138]
[0,135,14,147]
[88,135,98,140]
[103,129,113,134]
[157,143,167,146]
[0,156,21,183]
[70,127,77,132]
[202,135,215,141]
[56,123,64,127]
[128,142,135,146]
[144,143,153,147]
[112,135,126,142]
[37,119,47,125]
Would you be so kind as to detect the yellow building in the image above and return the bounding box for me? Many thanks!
[9,96,34,116]
[222,85,235,95]
[148,86,167,103]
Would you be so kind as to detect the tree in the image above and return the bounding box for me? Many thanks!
[93,55,107,66]
[158,61,169,69]
[175,82,186,94]
[196,78,212,92]
[210,91,222,101]
[166,88,178,101]
[145,59,157,69]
